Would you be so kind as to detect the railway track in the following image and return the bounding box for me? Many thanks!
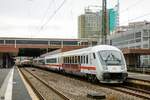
[125,77,150,92]
[19,68,70,100]
[107,85,150,100]
[127,77,150,85]
[66,71,150,99]
[21,67,150,100]
[62,71,150,99]
[58,69,150,99]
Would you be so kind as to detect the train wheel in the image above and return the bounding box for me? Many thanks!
[87,74,98,83]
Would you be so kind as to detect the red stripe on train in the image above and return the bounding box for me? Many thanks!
[80,66,96,70]
[46,64,96,70]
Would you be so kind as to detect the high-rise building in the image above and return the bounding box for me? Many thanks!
[78,15,86,38]
[78,9,102,39]
[109,8,118,33]
[78,7,118,39]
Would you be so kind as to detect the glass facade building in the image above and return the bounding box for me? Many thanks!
[109,8,117,33]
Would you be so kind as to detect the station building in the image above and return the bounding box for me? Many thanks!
[109,21,150,67]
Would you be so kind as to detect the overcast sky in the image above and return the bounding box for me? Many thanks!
[0,0,150,38]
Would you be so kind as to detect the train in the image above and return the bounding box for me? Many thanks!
[16,59,32,67]
[32,45,128,83]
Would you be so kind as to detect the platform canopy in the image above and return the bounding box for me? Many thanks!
[122,48,150,55]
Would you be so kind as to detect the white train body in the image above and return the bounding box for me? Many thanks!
[34,45,128,83]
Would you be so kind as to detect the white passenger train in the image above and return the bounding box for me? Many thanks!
[33,45,128,83]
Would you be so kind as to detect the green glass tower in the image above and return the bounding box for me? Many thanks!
[109,8,117,33]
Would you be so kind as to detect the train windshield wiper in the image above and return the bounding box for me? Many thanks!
[105,53,121,65]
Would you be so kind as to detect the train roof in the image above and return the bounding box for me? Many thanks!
[44,45,121,58]
[61,45,121,57]
[91,45,121,52]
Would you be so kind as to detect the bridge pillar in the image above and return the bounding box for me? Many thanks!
[124,54,141,70]
[1,53,15,68]
[0,46,18,68]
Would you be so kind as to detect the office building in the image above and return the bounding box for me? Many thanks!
[109,21,150,66]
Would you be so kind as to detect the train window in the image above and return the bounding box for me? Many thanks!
[67,57,69,63]
[66,57,67,63]
[71,56,73,63]
[73,56,75,63]
[66,57,68,63]
[98,51,124,65]
[74,56,75,63]
[75,56,77,63]
[93,53,96,59]
[83,56,85,64]
[78,56,80,64]
[86,55,88,64]
[69,57,71,64]
[74,56,76,63]
[68,57,70,63]
[72,56,74,63]
[70,57,72,63]
[81,56,83,64]
[64,57,65,63]
[46,58,57,63]
[63,57,65,63]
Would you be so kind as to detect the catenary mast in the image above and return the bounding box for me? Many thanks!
[101,0,107,44]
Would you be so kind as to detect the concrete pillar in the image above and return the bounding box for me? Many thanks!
[0,53,3,68]
[124,54,140,69]
[1,53,14,68]
[6,54,8,68]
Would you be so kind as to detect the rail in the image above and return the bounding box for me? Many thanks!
[19,68,70,100]
[108,85,150,100]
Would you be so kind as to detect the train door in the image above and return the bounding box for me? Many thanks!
[91,52,101,80]
[91,52,97,67]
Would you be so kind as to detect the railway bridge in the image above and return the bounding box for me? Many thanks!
[0,37,97,68]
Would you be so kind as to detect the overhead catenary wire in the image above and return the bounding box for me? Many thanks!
[38,0,55,29]
[120,0,143,13]
[39,0,67,33]
[120,12,150,25]
[27,0,33,38]
[129,12,150,21]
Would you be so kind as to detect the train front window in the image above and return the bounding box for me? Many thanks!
[98,50,124,65]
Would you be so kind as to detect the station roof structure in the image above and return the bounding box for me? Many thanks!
[122,48,150,55]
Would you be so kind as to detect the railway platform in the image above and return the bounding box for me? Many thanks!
[0,66,33,100]
[0,68,11,89]
[128,72,150,82]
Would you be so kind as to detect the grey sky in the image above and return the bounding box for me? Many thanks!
[0,0,149,38]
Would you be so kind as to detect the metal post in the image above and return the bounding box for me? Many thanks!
[15,40,16,48]
[61,40,63,48]
[4,40,5,45]
[102,0,107,44]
